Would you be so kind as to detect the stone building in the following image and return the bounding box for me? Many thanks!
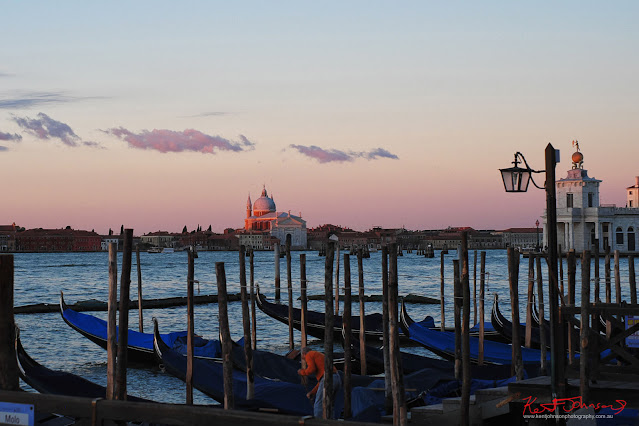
[543,144,639,253]
[243,186,307,249]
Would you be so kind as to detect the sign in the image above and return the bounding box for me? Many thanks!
[0,402,34,426]
[626,315,639,348]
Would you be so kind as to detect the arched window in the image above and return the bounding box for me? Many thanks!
[616,227,624,245]
[629,227,636,251]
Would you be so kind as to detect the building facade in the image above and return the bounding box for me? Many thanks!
[543,145,639,253]
[244,187,307,249]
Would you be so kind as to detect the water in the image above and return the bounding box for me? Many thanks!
[11,249,638,404]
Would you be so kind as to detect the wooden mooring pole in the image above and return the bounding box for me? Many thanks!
[335,244,341,316]
[630,255,637,305]
[440,250,446,331]
[300,254,308,349]
[559,245,564,300]
[594,240,600,303]
[567,249,576,365]
[323,241,335,420]
[250,248,257,350]
[274,244,281,301]
[536,254,547,375]
[525,254,534,348]
[460,233,471,426]
[605,246,612,338]
[216,262,234,410]
[115,228,133,401]
[453,258,461,380]
[382,245,392,413]
[286,235,294,350]
[136,245,143,333]
[473,250,477,325]
[239,246,254,400]
[507,247,524,380]
[389,243,406,426]
[357,248,367,376]
[106,243,118,400]
[0,254,18,391]
[614,249,621,305]
[478,251,486,366]
[580,250,591,403]
[343,253,352,419]
[186,248,196,405]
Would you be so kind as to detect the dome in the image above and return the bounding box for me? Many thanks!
[253,187,276,215]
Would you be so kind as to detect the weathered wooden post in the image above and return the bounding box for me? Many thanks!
[580,250,591,403]
[249,248,257,350]
[323,242,335,420]
[0,255,18,391]
[473,250,478,325]
[335,244,341,315]
[630,255,637,305]
[605,246,612,338]
[343,253,352,419]
[286,234,293,350]
[453,258,461,380]
[594,240,600,303]
[186,248,196,405]
[381,245,392,413]
[216,262,234,409]
[559,245,564,299]
[536,254,547,375]
[239,246,254,400]
[508,247,524,380]
[357,248,367,375]
[106,243,118,400]
[567,250,576,365]
[136,245,144,333]
[440,250,446,331]
[115,228,133,401]
[614,250,621,304]
[389,243,407,426]
[300,254,308,349]
[274,243,281,301]
[525,254,535,348]
[461,233,471,426]
[478,251,486,365]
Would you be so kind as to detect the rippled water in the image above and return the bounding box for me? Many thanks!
[11,249,637,404]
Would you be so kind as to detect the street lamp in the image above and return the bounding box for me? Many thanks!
[536,219,540,252]
[500,144,564,404]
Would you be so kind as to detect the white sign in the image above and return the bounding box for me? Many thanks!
[0,402,34,426]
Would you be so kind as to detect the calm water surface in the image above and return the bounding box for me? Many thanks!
[12,249,638,404]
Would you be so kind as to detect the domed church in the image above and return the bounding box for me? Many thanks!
[243,186,307,249]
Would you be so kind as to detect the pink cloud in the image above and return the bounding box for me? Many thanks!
[289,144,399,163]
[106,127,255,154]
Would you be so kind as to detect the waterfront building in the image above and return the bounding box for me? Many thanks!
[543,144,639,253]
[101,235,120,251]
[140,231,175,248]
[0,224,17,251]
[16,228,101,252]
[243,186,307,249]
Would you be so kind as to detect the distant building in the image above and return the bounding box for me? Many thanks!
[501,228,539,250]
[544,143,639,253]
[0,224,17,251]
[243,187,307,249]
[16,228,101,252]
[140,231,175,248]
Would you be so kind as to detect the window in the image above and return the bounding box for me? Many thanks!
[616,227,624,245]
[567,193,574,208]
[588,193,594,207]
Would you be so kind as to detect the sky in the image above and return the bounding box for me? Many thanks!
[2,1,639,235]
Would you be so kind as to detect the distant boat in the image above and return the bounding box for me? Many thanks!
[147,247,163,253]
[163,247,175,253]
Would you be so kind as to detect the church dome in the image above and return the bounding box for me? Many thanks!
[253,187,276,215]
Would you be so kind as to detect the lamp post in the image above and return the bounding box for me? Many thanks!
[536,219,540,252]
[500,143,564,404]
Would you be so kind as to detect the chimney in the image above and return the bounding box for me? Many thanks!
[636,176,639,187]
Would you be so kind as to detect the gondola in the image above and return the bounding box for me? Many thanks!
[16,328,148,401]
[400,298,549,365]
[491,294,548,349]
[256,289,388,343]
[152,318,318,416]
[343,328,519,379]
[60,292,221,364]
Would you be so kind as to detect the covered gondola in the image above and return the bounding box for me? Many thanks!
[16,328,148,401]
[400,298,548,366]
[152,318,318,416]
[491,294,548,349]
[60,292,220,364]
